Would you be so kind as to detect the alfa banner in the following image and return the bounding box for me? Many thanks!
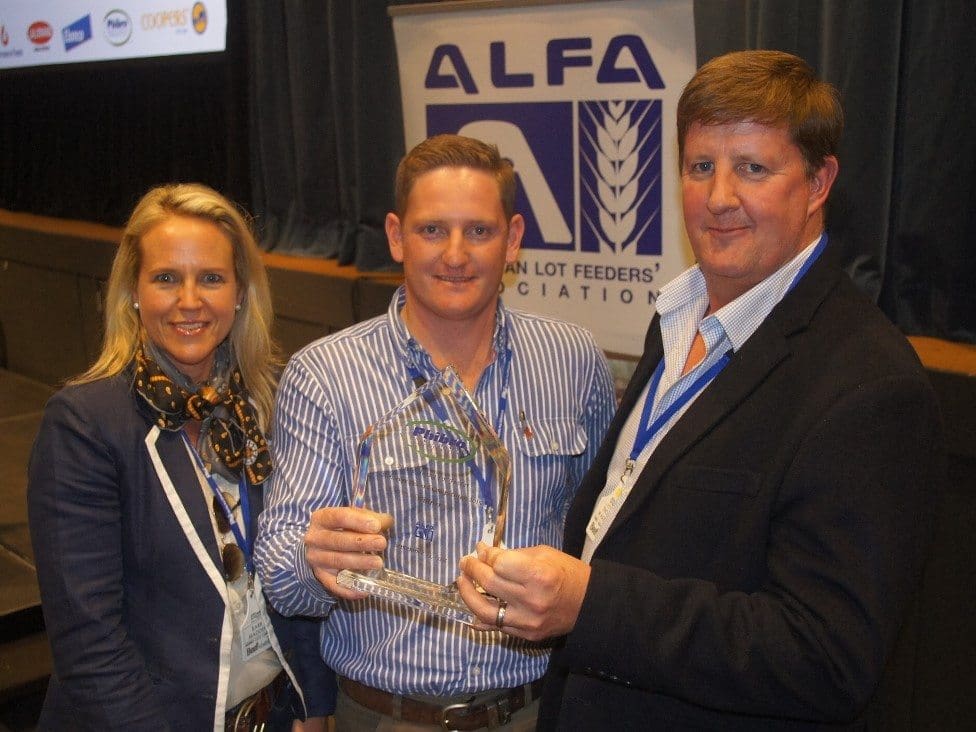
[391,0,696,356]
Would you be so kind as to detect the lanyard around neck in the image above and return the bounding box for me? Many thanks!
[629,233,828,464]
[182,432,253,576]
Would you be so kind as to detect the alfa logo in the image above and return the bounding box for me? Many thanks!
[428,98,662,255]
[579,99,662,255]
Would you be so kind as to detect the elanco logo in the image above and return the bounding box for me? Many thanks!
[192,3,208,34]
[62,15,92,52]
[103,10,133,46]
[28,21,53,46]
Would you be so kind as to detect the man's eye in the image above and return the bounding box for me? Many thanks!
[742,162,767,175]
[421,224,440,236]
[689,161,713,175]
[470,225,489,237]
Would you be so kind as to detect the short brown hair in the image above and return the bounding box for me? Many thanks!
[394,134,517,219]
[677,50,843,175]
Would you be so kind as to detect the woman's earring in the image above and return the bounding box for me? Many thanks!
[133,302,140,310]
[234,303,242,311]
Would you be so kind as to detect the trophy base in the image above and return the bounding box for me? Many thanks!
[336,568,477,625]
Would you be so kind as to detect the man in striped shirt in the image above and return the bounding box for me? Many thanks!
[255,134,615,730]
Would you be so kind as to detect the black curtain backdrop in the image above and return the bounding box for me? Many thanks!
[0,1,972,340]
[695,0,976,343]
[246,0,403,269]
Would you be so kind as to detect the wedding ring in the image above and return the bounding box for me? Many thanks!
[495,600,508,628]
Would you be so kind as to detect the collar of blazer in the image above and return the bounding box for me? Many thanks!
[567,255,842,554]
[145,425,230,599]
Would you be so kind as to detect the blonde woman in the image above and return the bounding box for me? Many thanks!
[28,184,328,730]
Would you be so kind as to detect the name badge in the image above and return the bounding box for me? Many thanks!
[239,583,272,662]
[586,482,631,542]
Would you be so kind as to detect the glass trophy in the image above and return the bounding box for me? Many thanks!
[336,366,511,624]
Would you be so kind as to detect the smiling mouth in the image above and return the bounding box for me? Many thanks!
[436,274,475,284]
[173,322,207,335]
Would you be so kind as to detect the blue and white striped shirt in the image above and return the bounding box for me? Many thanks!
[255,287,615,695]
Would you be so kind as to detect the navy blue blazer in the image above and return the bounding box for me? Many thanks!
[538,253,944,730]
[28,372,303,731]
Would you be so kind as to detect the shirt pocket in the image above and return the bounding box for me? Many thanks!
[510,417,588,459]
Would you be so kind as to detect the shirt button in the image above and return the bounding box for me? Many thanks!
[471,666,481,676]
[384,456,394,466]
[550,441,559,451]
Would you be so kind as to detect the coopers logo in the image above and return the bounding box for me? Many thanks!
[141,9,189,31]
[28,21,53,46]
[192,2,208,34]
[103,9,133,46]
[62,15,92,52]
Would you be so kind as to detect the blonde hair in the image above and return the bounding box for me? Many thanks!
[72,183,281,428]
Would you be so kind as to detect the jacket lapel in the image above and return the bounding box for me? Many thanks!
[145,426,227,597]
[599,257,842,542]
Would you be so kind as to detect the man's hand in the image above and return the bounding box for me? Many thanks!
[457,542,590,641]
[303,506,393,600]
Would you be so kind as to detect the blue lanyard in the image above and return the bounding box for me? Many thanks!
[403,346,513,510]
[182,432,253,576]
[629,233,828,464]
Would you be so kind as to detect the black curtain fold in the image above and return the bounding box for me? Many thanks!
[694,0,974,341]
[246,0,402,270]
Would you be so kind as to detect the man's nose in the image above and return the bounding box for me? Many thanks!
[706,168,739,213]
[442,228,469,265]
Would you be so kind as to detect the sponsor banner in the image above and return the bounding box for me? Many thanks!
[392,0,696,356]
[0,1,226,70]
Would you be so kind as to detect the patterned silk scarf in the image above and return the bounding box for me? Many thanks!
[132,346,272,485]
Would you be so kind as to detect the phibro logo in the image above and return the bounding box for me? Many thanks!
[408,421,474,463]
[62,14,92,52]
[103,10,132,46]
[425,36,663,255]
[414,522,436,542]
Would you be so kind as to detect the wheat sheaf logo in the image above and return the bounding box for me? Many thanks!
[580,99,662,255]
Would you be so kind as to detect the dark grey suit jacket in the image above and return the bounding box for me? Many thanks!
[539,252,943,730]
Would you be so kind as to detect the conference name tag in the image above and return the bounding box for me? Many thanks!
[586,481,632,542]
[239,588,272,662]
